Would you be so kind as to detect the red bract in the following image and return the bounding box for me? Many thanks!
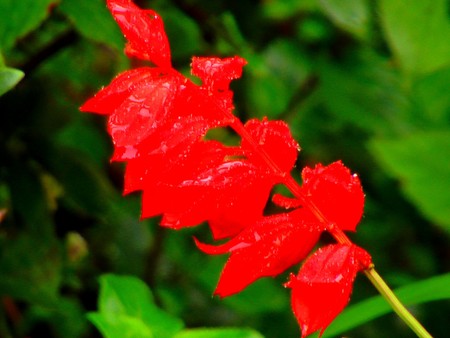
[82,1,371,337]
[273,161,365,231]
[242,118,300,174]
[286,244,372,337]
[123,118,299,240]
[107,0,171,67]
[197,161,364,297]
[80,67,235,161]
[196,208,323,297]
[301,161,364,231]
[192,56,247,113]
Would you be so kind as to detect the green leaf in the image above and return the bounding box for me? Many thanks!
[175,328,264,338]
[54,117,110,166]
[162,8,203,60]
[98,274,155,315]
[318,0,370,40]
[316,54,408,134]
[262,0,317,20]
[0,0,56,52]
[0,66,24,96]
[88,313,154,338]
[59,0,124,51]
[379,0,450,75]
[319,273,450,337]
[90,275,184,338]
[223,278,288,315]
[370,131,450,233]
[245,39,311,119]
[412,66,450,125]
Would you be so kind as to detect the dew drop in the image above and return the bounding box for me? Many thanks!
[335,274,343,282]
[254,232,261,241]
[139,108,151,116]
[123,145,138,159]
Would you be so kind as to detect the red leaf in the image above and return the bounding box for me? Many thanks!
[80,68,182,157]
[118,118,300,239]
[242,118,300,174]
[81,67,236,161]
[158,159,270,228]
[286,244,371,338]
[152,159,275,239]
[192,56,247,113]
[196,208,323,297]
[80,68,156,115]
[107,0,171,67]
[123,140,229,194]
[123,139,273,238]
[301,161,364,231]
[272,193,302,210]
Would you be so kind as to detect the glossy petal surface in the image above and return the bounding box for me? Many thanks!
[301,161,364,231]
[123,139,272,238]
[81,66,237,162]
[80,68,157,115]
[242,118,300,174]
[156,159,274,238]
[196,209,323,297]
[287,244,371,337]
[192,56,247,113]
[107,0,171,67]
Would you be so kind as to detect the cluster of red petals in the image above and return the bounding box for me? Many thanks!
[81,1,372,337]
[196,161,368,297]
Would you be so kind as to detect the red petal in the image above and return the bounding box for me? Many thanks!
[80,67,157,115]
[157,160,274,237]
[82,66,235,162]
[287,244,371,337]
[191,56,247,113]
[107,0,171,67]
[112,114,212,161]
[196,209,322,297]
[302,161,364,231]
[272,193,302,209]
[241,118,300,174]
[125,139,228,196]
[107,71,181,151]
[80,68,184,158]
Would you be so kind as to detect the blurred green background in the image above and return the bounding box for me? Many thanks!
[0,0,449,337]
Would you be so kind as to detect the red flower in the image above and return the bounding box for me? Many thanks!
[197,161,365,297]
[286,244,372,337]
[81,2,372,337]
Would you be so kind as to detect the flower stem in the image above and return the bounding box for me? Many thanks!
[363,267,433,338]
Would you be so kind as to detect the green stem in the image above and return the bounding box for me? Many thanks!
[364,267,433,338]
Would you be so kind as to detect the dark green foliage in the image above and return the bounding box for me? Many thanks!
[0,1,449,337]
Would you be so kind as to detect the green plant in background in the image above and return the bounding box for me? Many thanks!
[0,0,449,337]
[88,273,450,338]
[89,274,263,338]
